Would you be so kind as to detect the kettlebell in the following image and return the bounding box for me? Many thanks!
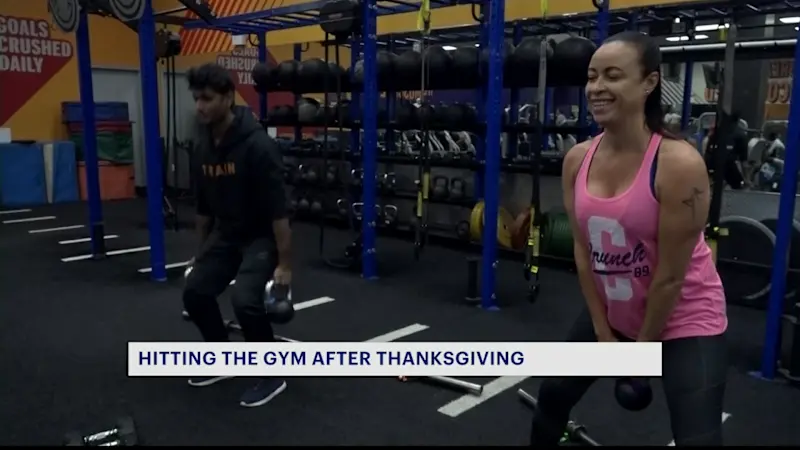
[614,377,653,411]
[351,168,364,187]
[326,165,338,184]
[432,175,449,199]
[380,172,397,193]
[449,177,466,199]
[382,204,399,228]
[310,199,323,215]
[264,280,294,324]
[304,165,319,184]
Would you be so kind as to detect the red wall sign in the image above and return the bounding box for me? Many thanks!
[0,15,74,125]
[215,47,292,115]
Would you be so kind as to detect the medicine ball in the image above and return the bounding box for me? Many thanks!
[297,98,321,124]
[275,60,300,89]
[268,105,296,124]
[507,37,553,87]
[416,103,437,126]
[376,50,397,86]
[298,58,329,91]
[452,46,480,87]
[252,62,274,93]
[352,59,365,85]
[335,100,352,125]
[479,40,515,78]
[328,62,346,89]
[422,45,453,88]
[395,50,422,89]
[551,36,597,87]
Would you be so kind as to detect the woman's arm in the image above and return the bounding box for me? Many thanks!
[562,143,614,340]
[638,141,711,342]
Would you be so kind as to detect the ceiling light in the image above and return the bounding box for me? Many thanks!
[779,16,800,24]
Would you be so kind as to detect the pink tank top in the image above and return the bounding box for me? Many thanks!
[574,133,728,341]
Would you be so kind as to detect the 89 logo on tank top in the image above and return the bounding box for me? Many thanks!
[587,216,651,302]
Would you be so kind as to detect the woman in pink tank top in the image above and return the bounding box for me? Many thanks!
[529,32,728,447]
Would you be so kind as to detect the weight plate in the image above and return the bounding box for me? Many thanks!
[49,0,80,33]
[717,215,775,309]
[108,0,145,22]
[759,218,800,306]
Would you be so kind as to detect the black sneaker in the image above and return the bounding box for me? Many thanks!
[187,376,234,387]
[239,378,287,408]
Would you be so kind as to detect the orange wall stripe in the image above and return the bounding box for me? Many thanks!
[181,10,202,55]
[207,0,238,54]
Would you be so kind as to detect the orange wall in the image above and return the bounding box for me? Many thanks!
[0,1,141,141]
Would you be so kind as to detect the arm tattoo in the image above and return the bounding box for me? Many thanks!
[681,187,704,220]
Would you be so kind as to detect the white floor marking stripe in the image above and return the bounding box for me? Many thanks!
[3,216,56,224]
[294,296,336,311]
[0,209,32,215]
[29,225,85,234]
[438,376,530,418]
[59,235,119,245]
[366,324,430,342]
[62,246,150,262]
[666,412,731,446]
[138,260,191,273]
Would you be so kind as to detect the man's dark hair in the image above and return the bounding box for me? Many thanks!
[187,63,235,95]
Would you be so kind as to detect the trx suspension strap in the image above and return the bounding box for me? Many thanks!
[524,0,548,303]
[413,0,432,261]
[705,18,736,263]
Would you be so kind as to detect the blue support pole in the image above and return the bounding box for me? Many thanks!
[758,29,800,380]
[138,0,167,282]
[257,32,268,120]
[474,4,488,200]
[508,22,522,159]
[480,0,504,311]
[681,61,693,131]
[361,0,379,280]
[75,9,106,259]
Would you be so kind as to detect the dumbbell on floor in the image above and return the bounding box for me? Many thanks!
[64,416,138,446]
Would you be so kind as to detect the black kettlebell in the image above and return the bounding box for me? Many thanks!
[614,377,653,412]
[326,165,338,184]
[455,220,470,240]
[382,204,399,228]
[264,281,294,324]
[432,175,449,199]
[304,165,319,184]
[449,177,466,199]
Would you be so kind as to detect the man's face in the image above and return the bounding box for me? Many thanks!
[192,88,232,125]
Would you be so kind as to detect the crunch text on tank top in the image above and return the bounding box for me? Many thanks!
[573,133,728,341]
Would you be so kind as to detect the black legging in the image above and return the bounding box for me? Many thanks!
[530,309,728,446]
[183,232,277,344]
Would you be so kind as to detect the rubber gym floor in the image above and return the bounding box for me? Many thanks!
[1,199,800,446]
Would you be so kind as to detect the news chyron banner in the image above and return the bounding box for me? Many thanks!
[128,342,663,378]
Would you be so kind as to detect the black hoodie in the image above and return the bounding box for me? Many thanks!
[194,106,287,241]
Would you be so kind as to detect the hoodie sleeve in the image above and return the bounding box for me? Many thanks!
[252,134,289,221]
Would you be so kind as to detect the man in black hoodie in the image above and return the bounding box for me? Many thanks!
[182,63,292,408]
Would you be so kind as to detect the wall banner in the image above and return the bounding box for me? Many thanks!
[0,15,74,125]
